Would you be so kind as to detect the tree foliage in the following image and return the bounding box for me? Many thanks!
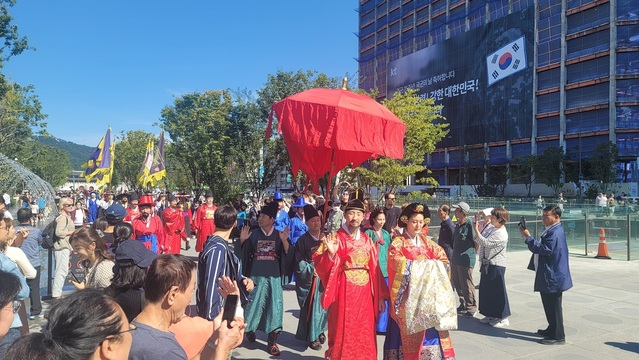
[21,142,71,187]
[350,89,448,198]
[0,84,46,158]
[534,146,565,195]
[0,1,41,157]
[510,155,537,197]
[112,130,154,189]
[160,90,235,200]
[589,141,618,193]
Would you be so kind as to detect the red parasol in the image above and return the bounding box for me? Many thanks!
[267,82,406,198]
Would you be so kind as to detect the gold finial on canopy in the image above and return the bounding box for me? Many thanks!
[341,77,348,90]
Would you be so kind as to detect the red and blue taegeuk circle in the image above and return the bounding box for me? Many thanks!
[499,52,513,70]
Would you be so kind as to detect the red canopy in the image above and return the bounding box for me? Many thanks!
[268,88,406,194]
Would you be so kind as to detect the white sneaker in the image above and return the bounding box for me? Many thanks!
[490,318,510,327]
[479,316,495,324]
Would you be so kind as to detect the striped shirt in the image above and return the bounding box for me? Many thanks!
[196,235,243,320]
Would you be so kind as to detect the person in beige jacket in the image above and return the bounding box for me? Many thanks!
[52,197,75,298]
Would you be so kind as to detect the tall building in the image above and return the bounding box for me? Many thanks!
[358,0,639,187]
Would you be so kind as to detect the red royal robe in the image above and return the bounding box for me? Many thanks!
[131,215,166,254]
[193,203,217,252]
[313,227,389,360]
[163,206,185,254]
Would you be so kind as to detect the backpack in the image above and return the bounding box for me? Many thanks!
[41,216,68,249]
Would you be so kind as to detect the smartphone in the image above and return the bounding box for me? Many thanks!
[518,216,527,230]
[222,294,239,328]
[69,271,80,283]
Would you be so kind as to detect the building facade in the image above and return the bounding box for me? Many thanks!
[358,0,639,188]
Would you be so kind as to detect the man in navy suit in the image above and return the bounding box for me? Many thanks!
[520,204,573,345]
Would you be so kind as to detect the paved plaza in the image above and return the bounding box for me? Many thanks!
[29,241,639,359]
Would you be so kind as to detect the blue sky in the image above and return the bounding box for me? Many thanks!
[4,1,359,146]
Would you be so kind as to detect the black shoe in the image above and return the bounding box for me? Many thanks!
[456,305,465,314]
[536,329,551,337]
[309,340,321,350]
[318,332,326,344]
[246,331,256,343]
[185,241,191,250]
[539,338,565,345]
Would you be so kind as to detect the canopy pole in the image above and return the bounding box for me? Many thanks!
[322,149,335,231]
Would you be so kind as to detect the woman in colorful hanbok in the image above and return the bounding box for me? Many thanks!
[365,207,392,334]
[384,203,457,360]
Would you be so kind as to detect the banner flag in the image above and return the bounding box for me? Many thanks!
[145,131,166,187]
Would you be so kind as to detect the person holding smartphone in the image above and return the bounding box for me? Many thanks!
[69,227,115,290]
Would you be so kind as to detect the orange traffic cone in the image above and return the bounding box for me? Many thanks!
[595,228,611,259]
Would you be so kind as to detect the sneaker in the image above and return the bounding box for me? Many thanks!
[479,316,495,324]
[29,313,43,320]
[463,310,477,318]
[456,306,465,314]
[490,318,510,327]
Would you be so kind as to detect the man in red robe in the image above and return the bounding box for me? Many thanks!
[162,195,185,254]
[313,189,389,360]
[131,194,166,253]
[193,190,216,252]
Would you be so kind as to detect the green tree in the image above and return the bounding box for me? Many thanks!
[164,143,193,191]
[510,155,537,197]
[351,89,448,198]
[160,90,235,200]
[21,142,72,187]
[0,1,41,157]
[112,130,154,189]
[0,84,47,157]
[535,146,565,195]
[589,141,618,193]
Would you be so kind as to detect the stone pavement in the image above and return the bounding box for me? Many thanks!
[223,248,639,360]
[28,241,639,359]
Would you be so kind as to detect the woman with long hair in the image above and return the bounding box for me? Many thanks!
[69,227,115,289]
[5,289,134,360]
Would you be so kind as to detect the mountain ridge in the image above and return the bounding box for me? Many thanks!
[36,135,94,170]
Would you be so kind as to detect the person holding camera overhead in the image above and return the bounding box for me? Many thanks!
[472,208,511,327]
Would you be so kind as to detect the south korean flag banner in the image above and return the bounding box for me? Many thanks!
[486,35,527,86]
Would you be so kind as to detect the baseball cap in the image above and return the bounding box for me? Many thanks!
[452,201,470,215]
[115,240,157,269]
[106,203,127,223]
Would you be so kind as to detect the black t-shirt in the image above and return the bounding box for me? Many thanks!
[383,206,402,233]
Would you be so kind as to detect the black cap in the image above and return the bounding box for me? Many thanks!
[115,240,157,268]
[260,202,278,219]
[303,204,319,222]
[344,188,366,213]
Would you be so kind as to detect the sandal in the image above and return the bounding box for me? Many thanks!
[246,331,256,343]
[318,332,326,344]
[309,340,321,350]
[268,343,281,356]
[267,331,281,355]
